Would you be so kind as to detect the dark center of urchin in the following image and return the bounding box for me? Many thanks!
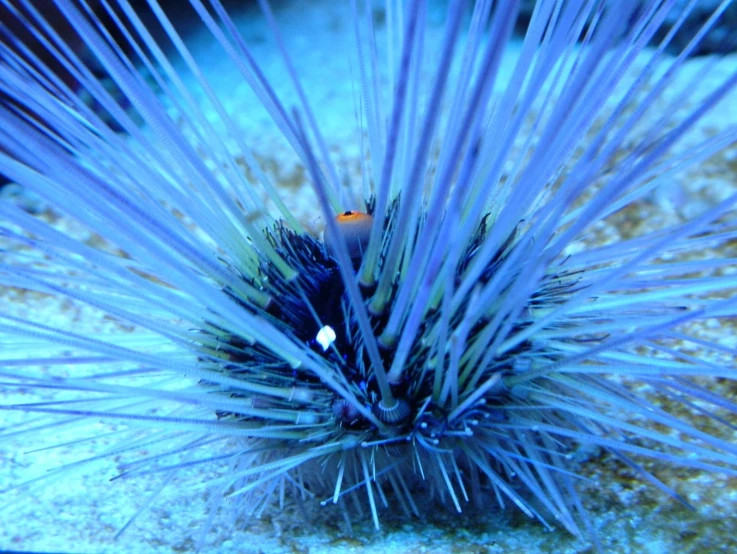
[207,200,563,443]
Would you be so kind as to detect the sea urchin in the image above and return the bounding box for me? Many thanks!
[1,0,737,551]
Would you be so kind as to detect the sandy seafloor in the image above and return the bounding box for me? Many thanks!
[1,0,737,553]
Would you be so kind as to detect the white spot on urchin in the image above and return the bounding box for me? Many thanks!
[562,240,586,256]
[316,325,336,351]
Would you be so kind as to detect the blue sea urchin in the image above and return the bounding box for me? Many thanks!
[1,0,737,552]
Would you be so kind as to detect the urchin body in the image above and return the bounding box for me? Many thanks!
[209,208,557,525]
